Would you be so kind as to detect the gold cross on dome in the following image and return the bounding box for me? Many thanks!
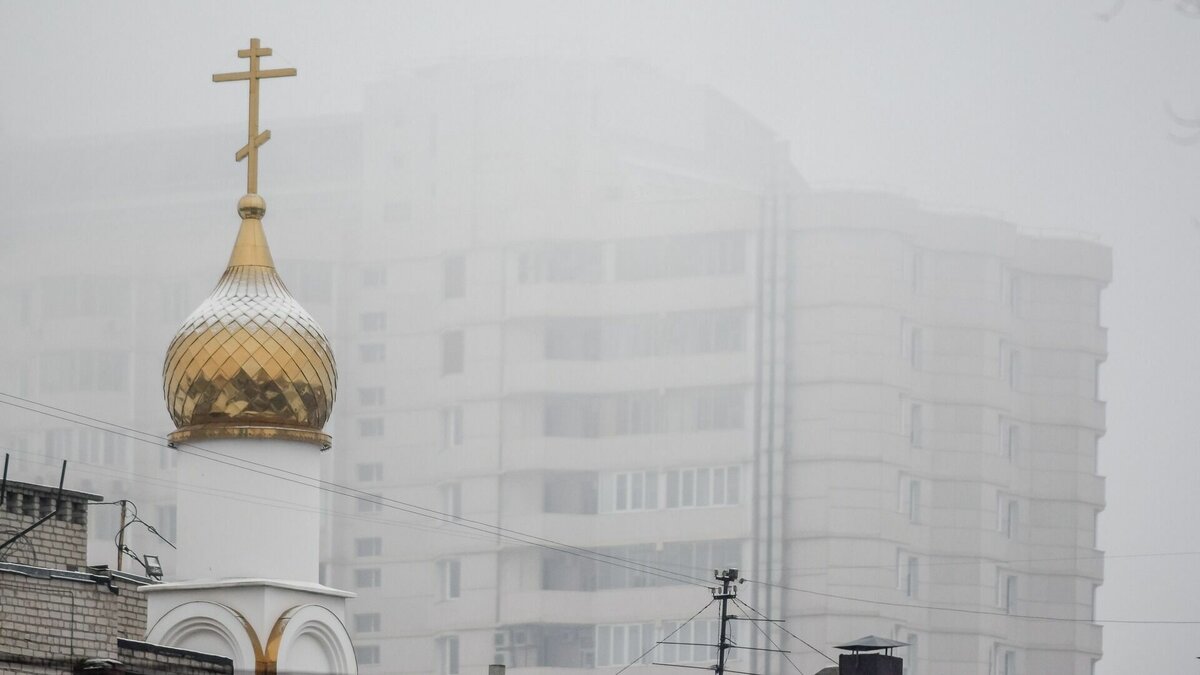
[212,38,296,195]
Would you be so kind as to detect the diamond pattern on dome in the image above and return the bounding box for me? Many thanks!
[163,262,337,442]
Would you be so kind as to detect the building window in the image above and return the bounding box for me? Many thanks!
[438,559,461,600]
[1003,267,1022,314]
[544,310,746,361]
[595,623,656,667]
[898,631,918,675]
[360,312,387,332]
[356,537,382,557]
[1001,343,1022,390]
[362,266,387,288]
[657,619,730,664]
[664,466,741,509]
[354,645,380,665]
[354,568,382,588]
[354,613,381,633]
[440,483,462,521]
[999,574,1018,612]
[600,470,658,512]
[544,387,743,438]
[357,494,383,514]
[999,418,1020,461]
[288,261,333,304]
[443,255,466,299]
[906,401,923,447]
[442,331,464,375]
[356,463,383,482]
[358,387,386,406]
[442,406,464,449]
[358,418,384,437]
[359,344,386,363]
[997,648,1016,675]
[517,242,603,284]
[39,351,129,393]
[900,476,921,524]
[998,496,1018,538]
[614,232,745,281]
[542,540,739,592]
[898,552,918,598]
[437,636,460,675]
[911,251,925,293]
[903,324,923,369]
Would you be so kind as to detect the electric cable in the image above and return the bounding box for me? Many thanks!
[740,578,1200,625]
[734,596,836,666]
[731,598,805,675]
[0,393,710,588]
[14,447,512,550]
[0,392,709,586]
[7,392,1200,626]
[615,599,715,675]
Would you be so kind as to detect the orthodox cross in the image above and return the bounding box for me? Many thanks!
[212,38,296,195]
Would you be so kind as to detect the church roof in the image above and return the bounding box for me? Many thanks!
[163,196,337,448]
[162,42,336,449]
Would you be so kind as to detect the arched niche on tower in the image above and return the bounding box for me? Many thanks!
[266,604,358,675]
[145,600,263,672]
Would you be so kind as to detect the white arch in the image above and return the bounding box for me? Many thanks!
[267,604,358,674]
[145,601,262,672]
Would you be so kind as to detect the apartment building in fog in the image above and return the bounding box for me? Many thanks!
[324,61,1109,675]
[0,59,1108,675]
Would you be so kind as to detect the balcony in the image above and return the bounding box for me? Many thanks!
[506,278,753,319]
[504,430,753,473]
[503,505,750,549]
[505,353,752,394]
[499,585,702,625]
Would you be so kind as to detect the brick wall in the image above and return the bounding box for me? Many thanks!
[0,567,146,672]
[118,639,234,675]
[0,481,97,569]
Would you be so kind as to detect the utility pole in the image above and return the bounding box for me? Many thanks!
[713,568,739,675]
[116,500,128,572]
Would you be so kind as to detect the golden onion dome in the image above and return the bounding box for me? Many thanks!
[163,195,337,448]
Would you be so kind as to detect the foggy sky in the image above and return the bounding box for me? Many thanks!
[2,2,1199,673]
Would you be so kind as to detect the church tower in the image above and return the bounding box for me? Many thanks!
[143,38,357,674]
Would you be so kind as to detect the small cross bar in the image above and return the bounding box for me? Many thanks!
[212,67,296,83]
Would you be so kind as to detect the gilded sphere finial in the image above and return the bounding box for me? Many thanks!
[238,193,267,219]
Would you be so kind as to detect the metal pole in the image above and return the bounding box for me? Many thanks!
[715,568,738,675]
[116,500,127,572]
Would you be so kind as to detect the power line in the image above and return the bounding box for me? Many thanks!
[6,392,1200,626]
[740,578,1200,625]
[615,599,715,675]
[731,598,806,675]
[734,596,836,666]
[0,393,711,588]
[778,549,1200,573]
[14,436,498,557]
[5,446,529,550]
[4,391,1185,578]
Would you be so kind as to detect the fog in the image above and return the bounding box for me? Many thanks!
[1,2,1198,674]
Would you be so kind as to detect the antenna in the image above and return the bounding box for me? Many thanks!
[0,460,67,557]
[714,568,738,675]
[651,568,789,675]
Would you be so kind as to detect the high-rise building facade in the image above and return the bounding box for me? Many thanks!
[323,61,1109,675]
[0,60,1108,675]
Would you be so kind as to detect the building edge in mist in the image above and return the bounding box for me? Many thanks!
[0,58,1108,675]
